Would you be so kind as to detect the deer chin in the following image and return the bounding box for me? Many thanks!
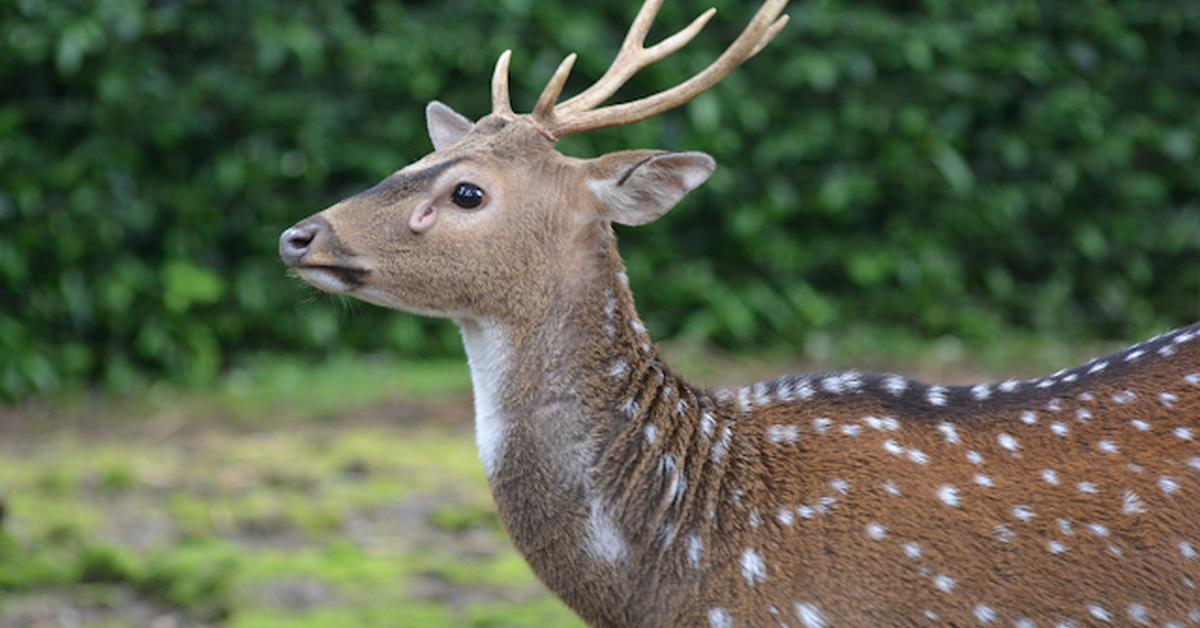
[292,265,371,294]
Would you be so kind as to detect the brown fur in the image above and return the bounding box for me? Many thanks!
[279,49,1200,628]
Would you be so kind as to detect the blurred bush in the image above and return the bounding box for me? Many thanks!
[1,0,1198,399]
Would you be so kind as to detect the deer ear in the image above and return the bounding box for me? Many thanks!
[586,150,716,226]
[426,101,474,150]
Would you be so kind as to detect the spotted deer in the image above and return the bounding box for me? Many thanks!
[278,0,1200,625]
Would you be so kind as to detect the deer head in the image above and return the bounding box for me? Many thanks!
[279,0,788,325]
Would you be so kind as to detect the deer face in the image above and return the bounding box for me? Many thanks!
[280,0,787,320]
[280,104,714,321]
[280,113,560,319]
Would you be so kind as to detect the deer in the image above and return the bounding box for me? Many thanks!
[278,0,1200,625]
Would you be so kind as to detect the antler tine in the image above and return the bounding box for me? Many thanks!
[750,13,789,57]
[492,49,515,117]
[558,3,716,115]
[550,0,789,138]
[532,53,578,122]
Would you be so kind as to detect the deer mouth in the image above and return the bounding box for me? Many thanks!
[292,264,371,293]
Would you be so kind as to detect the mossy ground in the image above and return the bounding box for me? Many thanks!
[0,335,1113,626]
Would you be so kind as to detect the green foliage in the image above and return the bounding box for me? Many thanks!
[3,0,1198,399]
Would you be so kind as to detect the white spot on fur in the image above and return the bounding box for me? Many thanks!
[1122,491,1146,515]
[1042,469,1060,485]
[1012,505,1035,522]
[699,411,715,440]
[609,359,627,378]
[1057,518,1074,535]
[1076,408,1092,421]
[974,474,994,488]
[974,604,996,623]
[903,542,921,559]
[1126,603,1149,624]
[767,424,800,444]
[1174,427,1194,441]
[687,534,703,566]
[998,433,1020,452]
[830,479,850,495]
[736,387,752,413]
[1160,392,1178,406]
[643,424,657,444]
[741,548,767,585]
[883,440,903,456]
[1097,440,1119,454]
[752,382,770,406]
[971,384,991,400]
[710,425,732,464]
[1159,476,1180,495]
[1088,361,1108,374]
[776,507,794,526]
[937,422,960,444]
[1130,419,1151,431]
[993,524,1015,543]
[707,608,731,628]
[882,480,901,496]
[1050,422,1070,437]
[1086,523,1109,537]
[999,379,1020,392]
[1180,541,1197,560]
[812,417,832,434]
[583,497,627,563]
[937,485,960,507]
[883,374,908,396]
[926,385,948,406]
[865,522,887,540]
[1087,604,1111,622]
[933,574,955,592]
[1077,482,1098,494]
[840,423,862,437]
[907,448,929,465]
[1020,410,1038,425]
[795,603,826,628]
[1048,540,1068,554]
[1125,349,1145,362]
[1186,373,1200,387]
[1111,389,1136,404]
[966,450,984,465]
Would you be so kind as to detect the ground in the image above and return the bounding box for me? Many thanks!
[0,336,1110,627]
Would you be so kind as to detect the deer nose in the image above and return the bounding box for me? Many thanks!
[279,219,324,266]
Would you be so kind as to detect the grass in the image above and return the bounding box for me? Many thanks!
[0,356,581,627]
[0,328,1131,626]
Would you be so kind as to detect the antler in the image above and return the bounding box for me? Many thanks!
[489,0,789,139]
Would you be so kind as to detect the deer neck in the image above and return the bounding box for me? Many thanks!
[456,226,675,614]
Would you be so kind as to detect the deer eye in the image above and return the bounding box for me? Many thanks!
[451,182,485,209]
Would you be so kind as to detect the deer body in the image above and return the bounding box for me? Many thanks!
[462,235,1200,627]
[279,1,1200,624]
